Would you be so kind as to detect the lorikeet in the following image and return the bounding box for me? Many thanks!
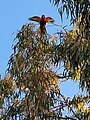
[29,15,54,34]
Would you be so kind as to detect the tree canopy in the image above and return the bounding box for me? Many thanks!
[0,0,90,120]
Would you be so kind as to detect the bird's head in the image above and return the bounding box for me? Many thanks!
[41,15,45,19]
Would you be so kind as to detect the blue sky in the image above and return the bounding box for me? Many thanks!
[0,0,79,97]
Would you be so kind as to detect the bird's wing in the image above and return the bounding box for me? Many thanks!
[45,17,54,23]
[28,16,40,22]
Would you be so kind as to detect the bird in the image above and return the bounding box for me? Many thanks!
[29,15,54,34]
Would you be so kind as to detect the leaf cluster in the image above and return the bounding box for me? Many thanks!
[55,27,90,92]
[50,0,90,39]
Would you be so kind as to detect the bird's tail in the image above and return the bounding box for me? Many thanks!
[37,26,46,34]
